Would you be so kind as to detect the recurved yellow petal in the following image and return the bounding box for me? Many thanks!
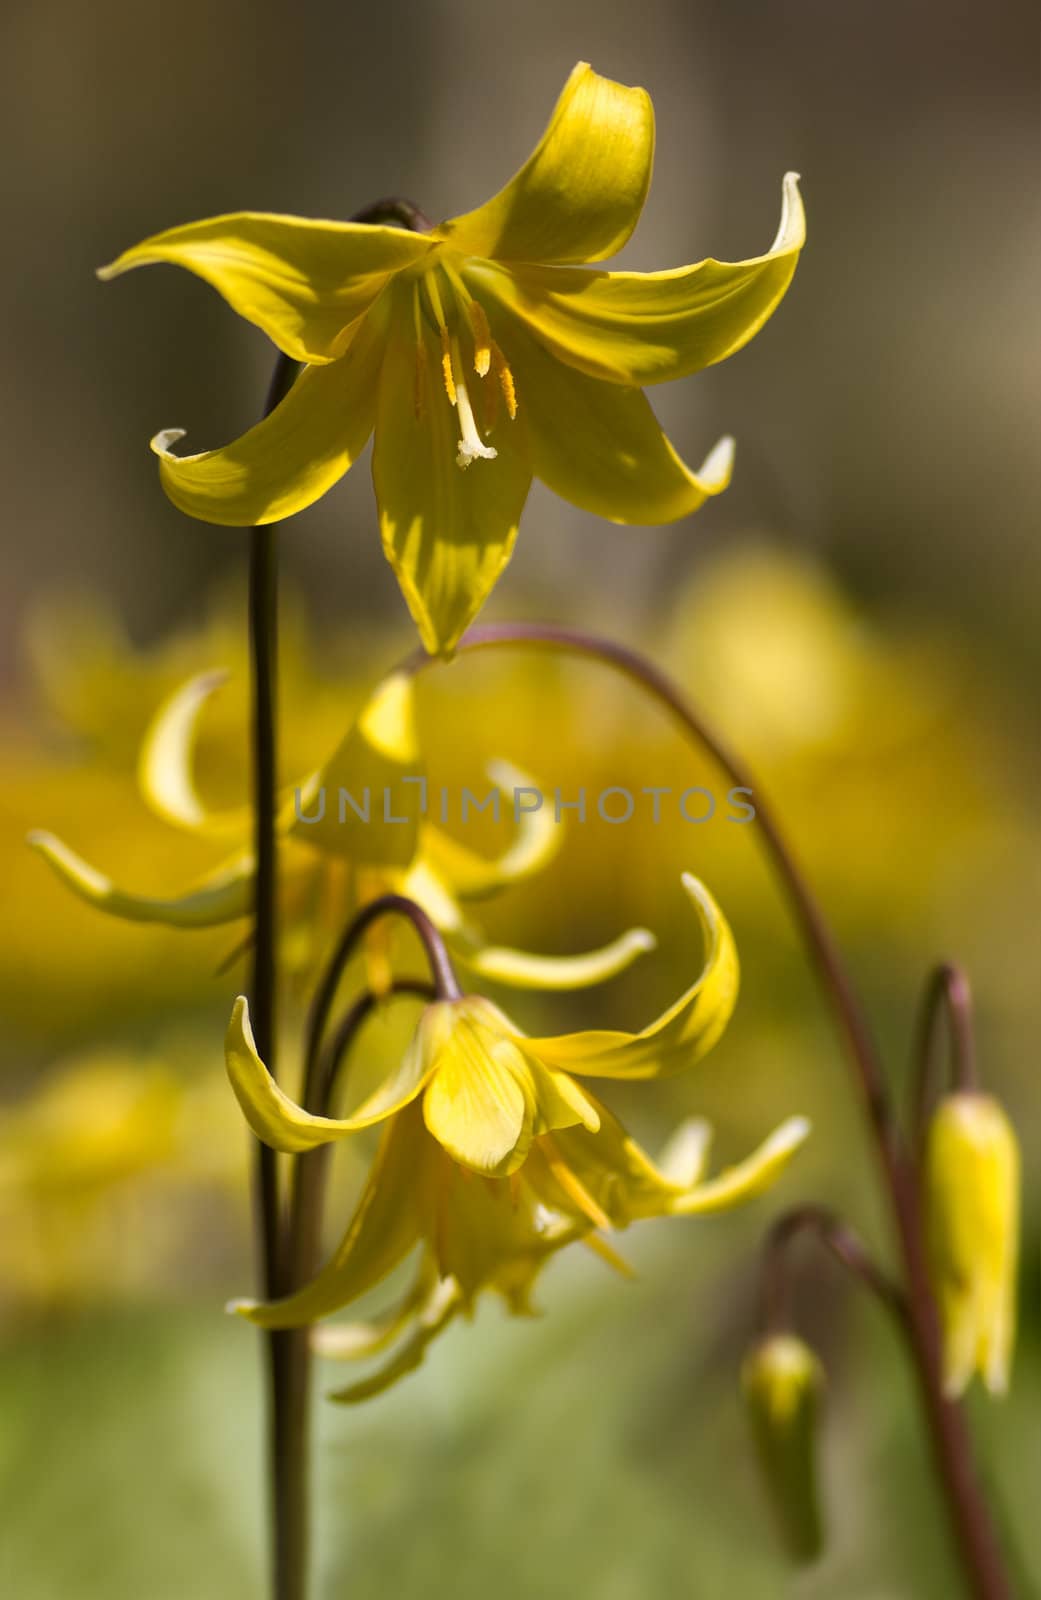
[453,926,655,990]
[291,671,422,866]
[28,831,253,927]
[138,670,249,838]
[374,295,532,656]
[327,1275,464,1404]
[418,760,559,899]
[492,303,733,523]
[99,212,433,363]
[435,62,654,266]
[470,173,804,385]
[153,299,386,526]
[670,1116,810,1214]
[232,1104,432,1328]
[527,873,738,1078]
[224,995,435,1154]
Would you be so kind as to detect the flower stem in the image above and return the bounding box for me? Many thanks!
[760,1205,907,1333]
[249,351,307,1600]
[431,621,1012,1600]
[249,197,430,1600]
[912,963,979,1151]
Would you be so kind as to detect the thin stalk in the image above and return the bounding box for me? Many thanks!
[248,351,306,1600]
[415,621,1012,1600]
[249,197,430,1600]
[760,1205,907,1333]
[912,963,980,1154]
[286,978,437,1315]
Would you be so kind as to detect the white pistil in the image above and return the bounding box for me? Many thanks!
[451,337,497,468]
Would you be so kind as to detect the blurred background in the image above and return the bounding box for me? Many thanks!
[1,1,1038,1596]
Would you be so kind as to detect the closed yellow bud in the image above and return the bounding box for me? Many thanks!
[923,1092,1020,1399]
[742,1334,824,1563]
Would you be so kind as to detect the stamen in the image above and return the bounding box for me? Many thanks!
[583,1233,635,1277]
[440,328,457,407]
[541,1137,612,1231]
[452,338,497,469]
[491,342,518,419]
[468,301,492,377]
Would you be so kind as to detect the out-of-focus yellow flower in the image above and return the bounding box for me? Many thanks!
[923,1092,1020,1398]
[0,1050,246,1311]
[742,1333,825,1563]
[99,62,804,654]
[223,875,809,1396]
[30,667,651,993]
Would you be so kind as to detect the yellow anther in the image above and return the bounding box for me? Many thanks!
[468,300,493,377]
[492,343,518,419]
[440,327,457,407]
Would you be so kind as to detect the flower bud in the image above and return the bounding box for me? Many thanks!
[923,1091,1020,1398]
[742,1334,824,1562]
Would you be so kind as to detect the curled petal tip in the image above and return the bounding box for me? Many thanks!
[698,435,736,491]
[151,427,188,458]
[225,1297,258,1317]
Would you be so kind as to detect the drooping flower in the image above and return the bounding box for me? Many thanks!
[225,873,738,1172]
[223,878,808,1397]
[923,1092,1020,1398]
[99,62,805,654]
[29,667,651,991]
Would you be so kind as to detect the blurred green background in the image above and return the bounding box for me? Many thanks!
[0,2,1037,1597]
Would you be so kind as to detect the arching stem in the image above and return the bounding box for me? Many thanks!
[407,621,1011,1600]
[912,963,979,1154]
[760,1205,907,1334]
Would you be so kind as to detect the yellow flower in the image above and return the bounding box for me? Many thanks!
[224,883,808,1398]
[742,1334,825,1563]
[99,62,805,654]
[923,1092,1020,1398]
[225,873,738,1172]
[29,666,651,992]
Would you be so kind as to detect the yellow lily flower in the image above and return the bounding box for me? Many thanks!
[224,884,807,1401]
[225,873,738,1175]
[923,1092,1020,1398]
[99,62,805,654]
[290,1103,808,1405]
[29,667,652,992]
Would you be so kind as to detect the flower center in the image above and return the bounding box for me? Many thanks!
[415,265,517,470]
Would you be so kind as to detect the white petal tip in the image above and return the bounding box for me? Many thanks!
[225,1298,256,1316]
[698,435,736,490]
[775,1115,812,1151]
[151,427,188,458]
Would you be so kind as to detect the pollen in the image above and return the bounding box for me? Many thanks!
[440,327,457,407]
[492,343,518,419]
[468,300,493,377]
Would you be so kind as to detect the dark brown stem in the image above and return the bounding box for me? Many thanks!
[248,352,309,1600]
[761,1205,907,1334]
[251,197,430,1600]
[912,964,979,1153]
[286,978,437,1308]
[300,893,460,1110]
[409,621,1012,1600]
